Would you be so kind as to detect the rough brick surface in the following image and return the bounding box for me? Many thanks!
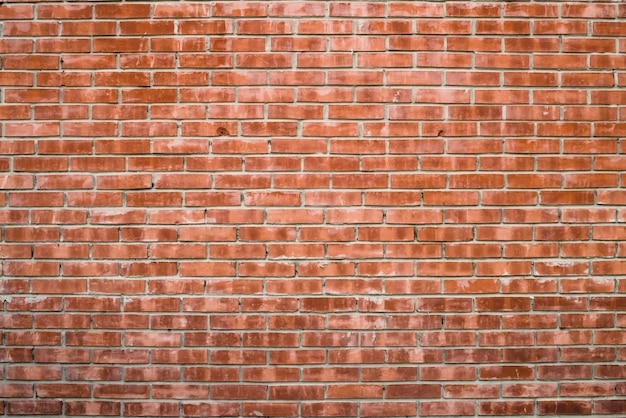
[1,1,626,416]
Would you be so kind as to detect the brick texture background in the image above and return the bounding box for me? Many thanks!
[1,1,626,417]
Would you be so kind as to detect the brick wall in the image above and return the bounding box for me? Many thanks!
[1,1,626,417]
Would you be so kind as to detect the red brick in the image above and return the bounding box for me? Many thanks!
[0,7,622,412]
